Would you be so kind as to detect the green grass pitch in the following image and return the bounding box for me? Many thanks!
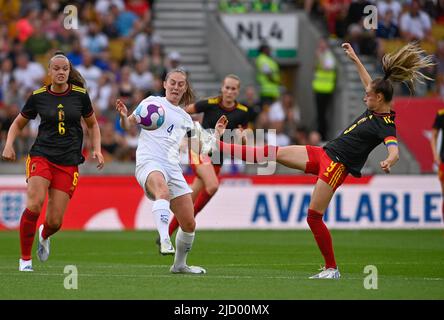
[0,230,443,299]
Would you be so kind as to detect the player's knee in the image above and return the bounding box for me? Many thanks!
[26,196,45,213]
[154,187,170,200]
[45,217,62,230]
[180,220,196,233]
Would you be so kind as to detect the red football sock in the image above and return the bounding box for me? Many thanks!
[307,209,337,269]
[218,141,278,163]
[169,216,180,236]
[42,222,61,240]
[19,208,40,260]
[193,189,213,215]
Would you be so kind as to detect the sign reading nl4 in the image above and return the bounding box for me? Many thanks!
[220,13,298,58]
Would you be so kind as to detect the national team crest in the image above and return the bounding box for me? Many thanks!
[0,191,27,229]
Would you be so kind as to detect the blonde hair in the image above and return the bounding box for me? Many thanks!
[165,68,195,106]
[375,42,434,100]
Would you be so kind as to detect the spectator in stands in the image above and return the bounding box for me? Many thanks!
[256,42,281,108]
[41,9,63,41]
[344,23,377,56]
[15,8,38,43]
[81,22,109,58]
[12,52,45,98]
[312,38,336,141]
[267,91,301,146]
[111,4,139,38]
[376,9,400,40]
[434,40,444,98]
[95,0,125,17]
[102,12,120,39]
[163,51,186,80]
[126,0,152,20]
[377,0,402,26]
[130,57,154,93]
[345,0,372,33]
[321,0,351,37]
[252,0,282,12]
[0,58,13,101]
[117,65,136,105]
[219,0,249,13]
[241,85,262,129]
[25,21,53,56]
[67,38,84,66]
[76,50,102,101]
[399,0,433,42]
[100,120,128,161]
[95,72,116,115]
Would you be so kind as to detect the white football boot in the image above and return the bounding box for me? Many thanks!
[19,259,33,272]
[309,266,341,279]
[37,224,50,262]
[170,264,206,274]
[159,238,175,255]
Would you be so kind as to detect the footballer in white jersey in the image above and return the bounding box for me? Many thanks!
[132,96,194,200]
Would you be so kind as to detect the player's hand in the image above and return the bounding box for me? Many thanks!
[92,150,105,170]
[434,154,441,165]
[215,115,228,139]
[341,43,358,62]
[116,99,128,117]
[1,145,16,161]
[380,160,391,174]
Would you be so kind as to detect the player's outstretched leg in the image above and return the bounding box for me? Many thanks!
[170,228,206,274]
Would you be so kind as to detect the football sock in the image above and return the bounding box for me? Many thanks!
[194,189,213,216]
[152,199,171,241]
[218,141,278,163]
[307,209,337,269]
[19,208,40,260]
[41,222,61,240]
[174,228,194,267]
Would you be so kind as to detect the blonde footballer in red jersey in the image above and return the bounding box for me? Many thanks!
[205,42,434,279]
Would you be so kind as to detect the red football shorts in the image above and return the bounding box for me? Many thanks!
[304,146,348,191]
[189,149,222,176]
[438,163,444,183]
[26,156,79,198]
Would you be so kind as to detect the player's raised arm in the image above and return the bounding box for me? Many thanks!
[341,43,372,89]
[116,99,136,131]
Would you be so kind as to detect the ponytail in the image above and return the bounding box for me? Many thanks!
[382,42,434,84]
[376,42,434,99]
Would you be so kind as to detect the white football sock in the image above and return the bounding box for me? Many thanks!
[174,228,195,267]
[152,199,171,241]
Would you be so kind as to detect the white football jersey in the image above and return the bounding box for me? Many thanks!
[132,96,194,168]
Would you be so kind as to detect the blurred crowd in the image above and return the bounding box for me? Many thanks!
[4,0,443,171]
[301,0,444,97]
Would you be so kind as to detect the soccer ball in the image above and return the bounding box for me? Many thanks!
[134,101,165,130]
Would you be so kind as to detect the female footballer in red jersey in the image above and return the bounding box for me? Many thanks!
[430,109,444,222]
[1,52,104,271]
[166,74,249,238]
[206,42,434,279]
